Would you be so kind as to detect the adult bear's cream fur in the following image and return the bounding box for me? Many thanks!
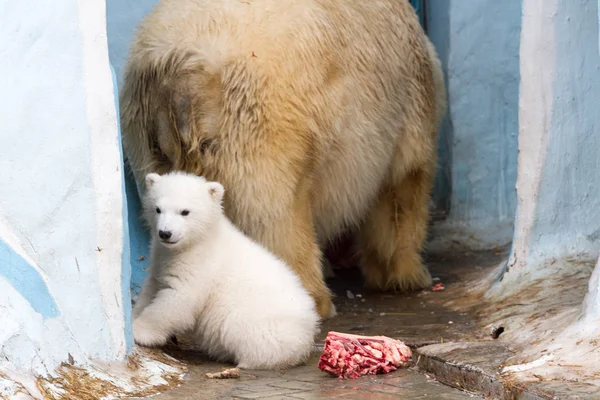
[120,0,446,319]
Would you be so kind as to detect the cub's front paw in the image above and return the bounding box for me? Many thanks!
[133,318,168,347]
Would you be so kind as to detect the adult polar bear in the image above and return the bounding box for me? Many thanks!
[120,0,446,320]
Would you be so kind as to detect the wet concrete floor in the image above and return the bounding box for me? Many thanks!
[137,250,505,399]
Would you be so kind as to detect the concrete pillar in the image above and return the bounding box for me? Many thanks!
[491,0,600,297]
[426,0,521,250]
[581,0,600,322]
[0,0,131,379]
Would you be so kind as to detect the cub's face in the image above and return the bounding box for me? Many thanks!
[143,172,224,249]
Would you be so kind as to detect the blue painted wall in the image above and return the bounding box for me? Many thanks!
[0,241,58,318]
[106,0,159,83]
[124,163,151,295]
[410,0,426,28]
[425,0,452,216]
[427,0,521,249]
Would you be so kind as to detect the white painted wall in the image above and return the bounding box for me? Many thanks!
[0,0,131,381]
[494,0,600,295]
[582,0,600,323]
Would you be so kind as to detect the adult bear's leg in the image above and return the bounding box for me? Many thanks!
[358,165,435,292]
[357,34,444,293]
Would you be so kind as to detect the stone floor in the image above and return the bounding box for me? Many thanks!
[128,248,600,399]
[133,251,503,400]
[142,351,479,399]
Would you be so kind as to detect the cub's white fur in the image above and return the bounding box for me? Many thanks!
[132,171,320,369]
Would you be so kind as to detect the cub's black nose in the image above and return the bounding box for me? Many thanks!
[159,230,172,240]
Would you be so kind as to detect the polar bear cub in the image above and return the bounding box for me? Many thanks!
[132,171,320,369]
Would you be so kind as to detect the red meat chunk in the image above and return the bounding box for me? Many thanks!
[318,331,412,379]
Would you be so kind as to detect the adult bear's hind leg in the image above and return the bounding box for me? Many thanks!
[357,43,442,293]
[358,164,434,293]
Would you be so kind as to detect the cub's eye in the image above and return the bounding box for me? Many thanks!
[156,207,161,214]
[181,210,190,216]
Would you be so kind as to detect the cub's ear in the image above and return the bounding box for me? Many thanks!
[206,181,225,203]
[145,173,161,189]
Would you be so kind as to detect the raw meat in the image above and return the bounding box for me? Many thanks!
[318,331,412,379]
[432,283,445,291]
